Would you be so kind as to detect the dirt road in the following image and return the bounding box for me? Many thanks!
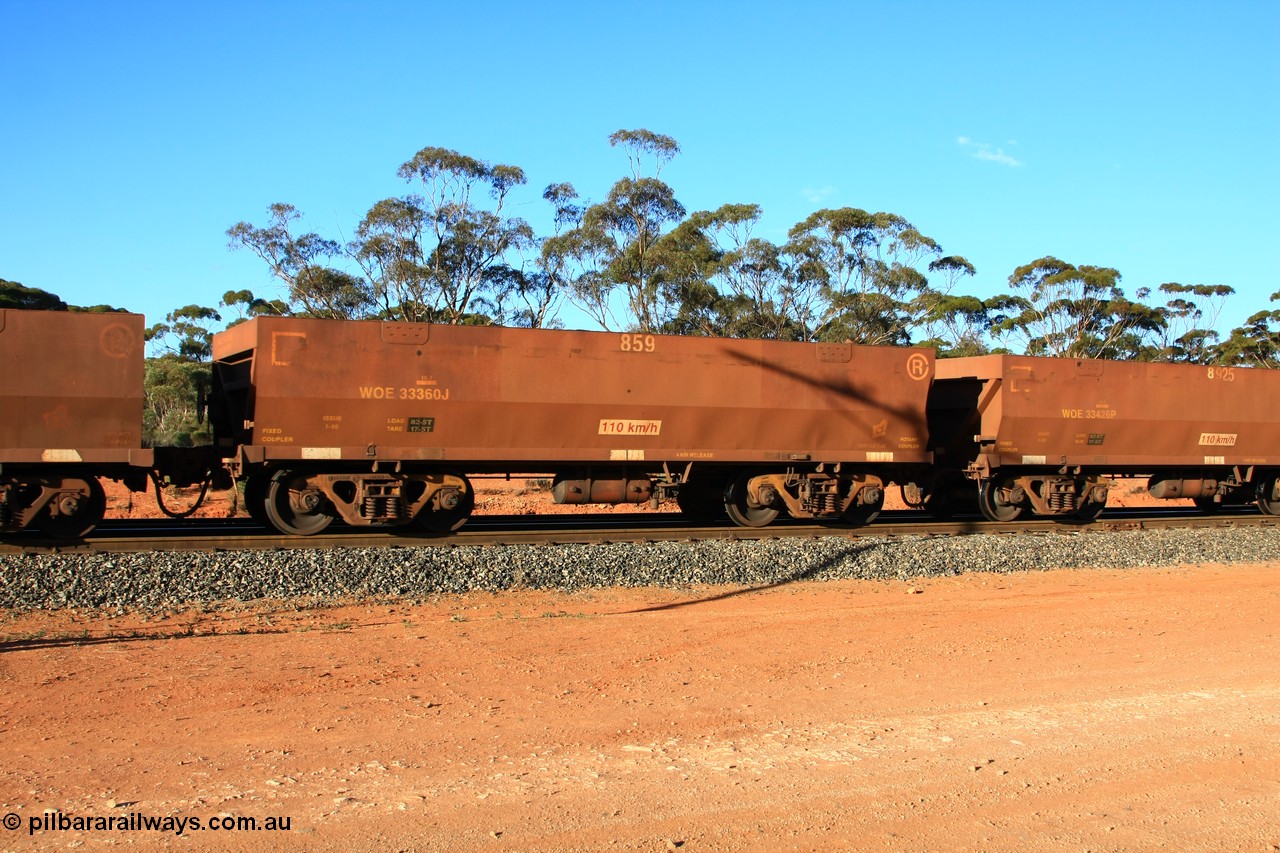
[2,562,1278,851]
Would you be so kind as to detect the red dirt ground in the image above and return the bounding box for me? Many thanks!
[6,477,1250,850]
[1,562,1276,850]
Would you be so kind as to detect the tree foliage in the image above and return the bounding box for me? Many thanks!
[543,130,689,332]
[142,304,223,446]
[1218,290,1280,368]
[1149,282,1235,363]
[911,256,992,357]
[143,357,211,447]
[220,289,290,327]
[991,257,1165,359]
[227,203,372,319]
[352,147,535,323]
[1,278,69,310]
[660,204,812,340]
[1,278,127,312]
[217,132,1266,369]
[145,304,223,361]
[784,208,946,345]
[609,129,680,178]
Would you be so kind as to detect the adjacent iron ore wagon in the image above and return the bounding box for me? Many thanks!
[930,355,1280,521]
[210,318,937,534]
[0,309,152,536]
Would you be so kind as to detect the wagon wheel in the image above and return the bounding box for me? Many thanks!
[977,479,1024,522]
[263,470,333,536]
[676,480,728,520]
[1257,476,1280,517]
[38,478,106,539]
[842,487,884,527]
[723,473,779,528]
[415,477,475,533]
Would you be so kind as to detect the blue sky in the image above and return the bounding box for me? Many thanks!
[2,0,1277,339]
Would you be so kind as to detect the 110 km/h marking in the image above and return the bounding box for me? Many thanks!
[599,419,662,436]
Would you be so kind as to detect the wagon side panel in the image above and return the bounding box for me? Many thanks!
[934,355,1280,471]
[0,309,147,464]
[219,319,934,468]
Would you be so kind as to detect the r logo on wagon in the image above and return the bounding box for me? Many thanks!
[906,353,931,381]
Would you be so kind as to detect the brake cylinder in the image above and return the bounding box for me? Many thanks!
[1147,478,1218,499]
[552,476,653,505]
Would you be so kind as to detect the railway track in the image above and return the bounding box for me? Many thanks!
[1,506,1273,555]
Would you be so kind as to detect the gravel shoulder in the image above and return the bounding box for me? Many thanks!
[1,535,1278,850]
[5,527,1280,610]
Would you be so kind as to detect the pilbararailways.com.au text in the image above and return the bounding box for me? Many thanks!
[6,809,291,836]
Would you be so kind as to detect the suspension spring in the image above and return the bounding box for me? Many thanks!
[362,495,403,520]
[1048,490,1078,512]
[806,490,840,515]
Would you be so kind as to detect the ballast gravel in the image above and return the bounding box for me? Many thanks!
[2,527,1278,612]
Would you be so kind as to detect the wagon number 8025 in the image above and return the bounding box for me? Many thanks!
[620,334,656,353]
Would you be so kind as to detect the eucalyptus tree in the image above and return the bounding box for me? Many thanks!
[655,203,818,340]
[1148,282,1235,363]
[908,256,993,356]
[0,279,127,314]
[1218,290,1280,368]
[226,203,373,319]
[640,207,722,336]
[710,233,806,340]
[542,129,688,332]
[350,147,535,324]
[783,208,946,345]
[484,182,582,329]
[991,256,1165,359]
[219,289,290,327]
[144,304,223,362]
[142,356,212,447]
[0,278,68,310]
[142,304,225,447]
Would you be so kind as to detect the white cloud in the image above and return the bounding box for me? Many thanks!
[957,136,1022,167]
[974,147,1022,167]
[801,185,836,204]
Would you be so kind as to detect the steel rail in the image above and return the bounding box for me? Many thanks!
[1,507,1273,555]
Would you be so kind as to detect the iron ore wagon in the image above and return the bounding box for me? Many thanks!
[209,318,937,534]
[0,309,152,536]
[930,354,1280,521]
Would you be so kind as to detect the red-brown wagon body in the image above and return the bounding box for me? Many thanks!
[0,309,151,535]
[931,355,1280,519]
[211,318,936,532]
